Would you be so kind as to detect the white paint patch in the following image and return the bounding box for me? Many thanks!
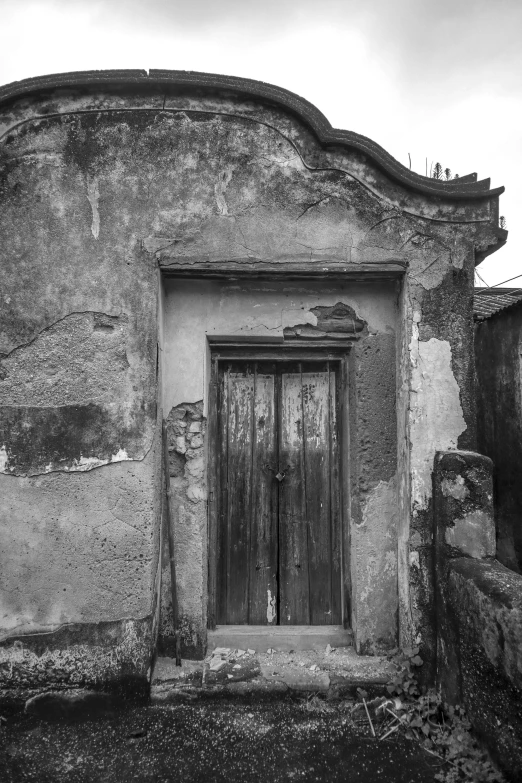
[267,588,276,624]
[111,448,131,463]
[441,475,469,501]
[409,315,466,513]
[61,449,134,473]
[445,510,496,559]
[281,308,318,329]
[0,445,8,473]
[67,455,108,472]
[86,176,100,239]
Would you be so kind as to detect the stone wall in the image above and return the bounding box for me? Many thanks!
[434,450,522,781]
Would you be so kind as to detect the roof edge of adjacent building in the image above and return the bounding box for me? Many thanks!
[474,287,522,322]
[0,68,505,203]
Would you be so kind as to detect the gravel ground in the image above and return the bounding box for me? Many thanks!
[0,696,444,783]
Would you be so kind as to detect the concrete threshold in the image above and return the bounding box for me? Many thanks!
[207,625,353,653]
[151,646,395,704]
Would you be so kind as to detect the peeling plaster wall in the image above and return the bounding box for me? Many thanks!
[163,280,396,412]
[353,477,398,651]
[398,270,479,670]
[0,312,151,474]
[410,331,467,514]
[0,80,504,682]
[0,437,161,688]
[0,446,159,635]
[160,402,207,658]
[163,279,398,654]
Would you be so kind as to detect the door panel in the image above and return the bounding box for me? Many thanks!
[279,370,310,624]
[225,368,255,623]
[216,359,342,625]
[329,367,342,623]
[301,368,334,625]
[248,369,278,624]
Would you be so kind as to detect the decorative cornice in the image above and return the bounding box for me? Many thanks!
[0,69,504,203]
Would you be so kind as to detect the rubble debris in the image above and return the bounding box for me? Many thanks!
[363,699,376,737]
[209,659,226,672]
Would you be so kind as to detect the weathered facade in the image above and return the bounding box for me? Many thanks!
[475,289,522,573]
[0,70,506,689]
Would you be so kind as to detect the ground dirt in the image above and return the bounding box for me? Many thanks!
[0,696,445,782]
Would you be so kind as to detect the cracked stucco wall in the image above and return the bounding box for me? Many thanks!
[163,280,398,653]
[0,82,503,680]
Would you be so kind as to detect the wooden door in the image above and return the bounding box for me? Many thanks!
[215,360,341,625]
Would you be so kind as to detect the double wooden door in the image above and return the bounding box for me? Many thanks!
[214,359,342,625]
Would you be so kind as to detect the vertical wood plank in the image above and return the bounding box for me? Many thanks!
[207,356,219,629]
[301,365,332,624]
[216,363,230,624]
[225,365,255,623]
[341,356,352,626]
[249,364,278,624]
[329,363,342,624]
[279,367,310,624]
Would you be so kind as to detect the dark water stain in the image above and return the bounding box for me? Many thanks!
[0,402,151,474]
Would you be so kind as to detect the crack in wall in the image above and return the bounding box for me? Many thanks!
[0,105,494,228]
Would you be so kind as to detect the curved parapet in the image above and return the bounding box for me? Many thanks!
[0,68,504,201]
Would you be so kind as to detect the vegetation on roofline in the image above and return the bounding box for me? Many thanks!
[429,163,507,230]
[431,162,459,180]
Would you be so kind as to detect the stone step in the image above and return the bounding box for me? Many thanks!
[207,625,353,653]
[151,648,395,703]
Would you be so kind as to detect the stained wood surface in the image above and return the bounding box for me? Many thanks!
[216,360,342,625]
[300,367,332,625]
[226,367,254,623]
[279,369,309,624]
[249,367,278,624]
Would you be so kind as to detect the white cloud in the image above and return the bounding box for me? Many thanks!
[0,0,519,285]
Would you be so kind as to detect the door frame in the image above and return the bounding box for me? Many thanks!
[207,342,352,630]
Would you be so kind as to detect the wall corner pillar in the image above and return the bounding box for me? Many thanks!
[433,449,495,703]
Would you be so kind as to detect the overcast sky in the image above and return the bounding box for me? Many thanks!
[1,0,520,287]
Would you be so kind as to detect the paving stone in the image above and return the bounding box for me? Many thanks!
[225,679,288,695]
[150,685,198,703]
[260,664,330,692]
[151,658,203,685]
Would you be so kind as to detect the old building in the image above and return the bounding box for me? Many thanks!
[475,287,522,573]
[0,70,508,690]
